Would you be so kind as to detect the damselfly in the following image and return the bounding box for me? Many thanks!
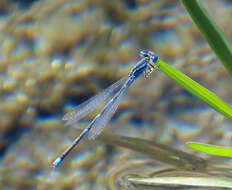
[52,50,158,168]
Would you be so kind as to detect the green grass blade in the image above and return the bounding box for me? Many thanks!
[187,142,232,157]
[181,0,232,77]
[156,59,232,120]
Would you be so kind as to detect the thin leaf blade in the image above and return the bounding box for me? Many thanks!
[187,142,232,157]
[181,0,232,76]
[129,176,232,188]
[156,59,232,120]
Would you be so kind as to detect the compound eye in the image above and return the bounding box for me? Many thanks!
[152,55,158,63]
[140,50,149,58]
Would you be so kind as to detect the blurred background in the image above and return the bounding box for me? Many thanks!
[0,0,232,189]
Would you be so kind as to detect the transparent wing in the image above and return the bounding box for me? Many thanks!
[88,79,131,140]
[63,76,128,126]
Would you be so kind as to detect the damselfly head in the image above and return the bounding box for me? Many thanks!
[152,54,158,63]
[140,50,158,64]
[140,50,150,58]
[140,50,158,78]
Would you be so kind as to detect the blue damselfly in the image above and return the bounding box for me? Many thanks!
[52,50,158,167]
